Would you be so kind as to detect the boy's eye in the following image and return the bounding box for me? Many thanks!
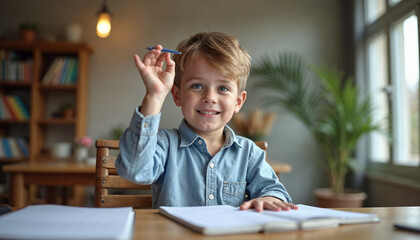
[218,86,229,92]
[191,84,203,89]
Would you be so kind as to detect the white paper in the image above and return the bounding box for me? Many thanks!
[0,205,134,240]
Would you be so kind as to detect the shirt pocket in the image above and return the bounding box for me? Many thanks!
[222,181,246,207]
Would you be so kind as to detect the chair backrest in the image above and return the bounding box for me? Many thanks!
[95,139,268,208]
[95,139,152,208]
[254,141,268,159]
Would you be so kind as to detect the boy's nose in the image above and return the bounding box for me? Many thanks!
[202,89,217,104]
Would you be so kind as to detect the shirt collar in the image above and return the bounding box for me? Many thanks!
[178,119,242,149]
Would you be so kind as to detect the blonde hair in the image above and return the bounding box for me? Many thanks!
[173,32,251,92]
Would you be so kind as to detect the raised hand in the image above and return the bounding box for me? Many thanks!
[134,45,176,115]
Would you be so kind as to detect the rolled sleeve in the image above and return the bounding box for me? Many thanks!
[116,107,165,184]
[246,146,293,204]
[129,107,161,136]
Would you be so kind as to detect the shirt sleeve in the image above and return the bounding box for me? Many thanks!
[245,145,293,203]
[115,107,167,184]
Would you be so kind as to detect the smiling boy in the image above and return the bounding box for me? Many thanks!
[116,32,296,212]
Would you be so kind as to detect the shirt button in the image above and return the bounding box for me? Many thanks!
[198,140,203,144]
[209,162,214,168]
[143,123,149,128]
[208,194,214,200]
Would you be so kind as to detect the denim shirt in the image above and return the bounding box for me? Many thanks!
[116,108,292,208]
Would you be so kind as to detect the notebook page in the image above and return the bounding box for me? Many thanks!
[0,205,134,240]
[160,205,297,235]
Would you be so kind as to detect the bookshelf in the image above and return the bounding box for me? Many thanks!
[0,41,92,203]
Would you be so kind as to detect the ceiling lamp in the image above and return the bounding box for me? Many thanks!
[96,0,111,38]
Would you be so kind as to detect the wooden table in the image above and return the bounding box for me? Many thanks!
[3,161,95,208]
[133,207,420,239]
[3,160,291,209]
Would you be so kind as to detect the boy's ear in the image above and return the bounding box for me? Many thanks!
[234,91,247,113]
[171,85,182,107]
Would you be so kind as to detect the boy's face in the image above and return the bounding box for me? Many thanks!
[171,54,247,138]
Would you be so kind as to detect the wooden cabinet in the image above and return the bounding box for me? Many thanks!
[0,41,92,203]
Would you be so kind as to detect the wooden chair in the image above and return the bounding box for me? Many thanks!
[254,141,268,158]
[95,139,270,208]
[95,139,152,208]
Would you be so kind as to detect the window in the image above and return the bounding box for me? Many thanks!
[368,32,390,163]
[389,0,402,6]
[390,14,419,165]
[365,0,386,23]
[357,0,420,168]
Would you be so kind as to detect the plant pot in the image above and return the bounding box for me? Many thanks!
[21,29,36,42]
[314,188,367,208]
[62,109,75,119]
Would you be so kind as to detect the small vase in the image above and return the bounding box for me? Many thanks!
[65,23,82,43]
[75,147,89,163]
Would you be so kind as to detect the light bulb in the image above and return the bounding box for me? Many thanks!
[96,12,111,38]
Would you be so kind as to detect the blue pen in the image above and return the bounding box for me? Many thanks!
[146,46,182,54]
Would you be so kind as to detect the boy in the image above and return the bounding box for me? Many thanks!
[116,32,296,212]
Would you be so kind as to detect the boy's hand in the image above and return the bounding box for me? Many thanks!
[240,196,298,212]
[134,45,175,115]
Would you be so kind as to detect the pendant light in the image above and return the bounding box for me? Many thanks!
[96,0,111,38]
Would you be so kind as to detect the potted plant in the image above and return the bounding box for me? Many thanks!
[60,103,75,119]
[251,53,387,207]
[19,21,38,42]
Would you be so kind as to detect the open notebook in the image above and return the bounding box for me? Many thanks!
[159,204,379,236]
[0,205,135,240]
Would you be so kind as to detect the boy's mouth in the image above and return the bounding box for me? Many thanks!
[197,110,220,115]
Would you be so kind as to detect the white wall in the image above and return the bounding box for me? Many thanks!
[0,0,346,205]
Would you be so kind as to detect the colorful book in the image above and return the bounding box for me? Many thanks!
[1,96,18,120]
[8,138,21,158]
[42,58,64,84]
[70,59,78,84]
[13,96,30,119]
[0,139,4,157]
[0,96,11,120]
[0,50,5,81]
[58,58,70,85]
[51,58,66,85]
[1,138,12,158]
[16,138,29,157]
[64,58,75,84]
[7,96,24,120]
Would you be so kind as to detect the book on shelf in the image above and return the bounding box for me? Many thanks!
[16,138,29,157]
[0,137,29,158]
[0,95,29,120]
[0,50,33,82]
[0,204,135,240]
[6,96,24,120]
[0,138,12,158]
[159,204,380,236]
[0,142,4,158]
[41,57,78,85]
[1,95,18,120]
